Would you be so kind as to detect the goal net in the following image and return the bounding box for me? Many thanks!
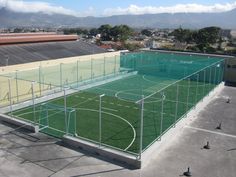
[39,103,77,138]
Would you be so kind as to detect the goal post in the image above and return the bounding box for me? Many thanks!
[39,103,77,137]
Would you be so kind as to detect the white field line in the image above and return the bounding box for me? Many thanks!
[14,107,136,151]
[10,106,35,114]
[16,109,63,119]
[143,75,206,88]
[115,89,142,97]
[73,95,99,107]
[39,126,49,131]
[76,108,136,151]
[91,87,119,93]
[102,107,118,112]
[142,75,174,85]
[186,126,236,139]
[12,109,75,134]
[115,89,141,103]
[144,94,166,104]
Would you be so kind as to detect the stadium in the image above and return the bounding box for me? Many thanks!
[0,49,226,167]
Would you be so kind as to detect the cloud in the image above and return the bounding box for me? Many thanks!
[1,0,236,17]
[103,2,236,16]
[0,0,94,16]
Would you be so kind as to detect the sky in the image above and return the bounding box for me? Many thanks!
[0,0,236,17]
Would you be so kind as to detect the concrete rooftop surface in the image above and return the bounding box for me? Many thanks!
[0,85,235,177]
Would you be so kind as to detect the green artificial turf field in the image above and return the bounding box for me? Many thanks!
[9,72,219,155]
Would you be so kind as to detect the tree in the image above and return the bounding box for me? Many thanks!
[89,28,99,36]
[13,28,23,33]
[195,27,221,45]
[123,43,143,51]
[111,25,133,42]
[98,24,112,41]
[97,24,133,42]
[141,29,152,37]
[171,27,193,43]
[194,26,221,52]
[63,28,88,35]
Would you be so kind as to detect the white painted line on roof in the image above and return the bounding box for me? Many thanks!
[185,126,236,139]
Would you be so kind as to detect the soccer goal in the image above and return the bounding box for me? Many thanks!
[38,103,77,138]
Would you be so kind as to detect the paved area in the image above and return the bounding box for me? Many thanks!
[0,86,236,177]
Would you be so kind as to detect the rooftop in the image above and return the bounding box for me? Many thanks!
[0,85,235,177]
[0,40,106,67]
[0,32,78,45]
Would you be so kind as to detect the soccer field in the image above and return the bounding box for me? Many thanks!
[4,51,225,156]
[10,72,219,154]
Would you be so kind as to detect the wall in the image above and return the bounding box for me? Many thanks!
[0,52,120,74]
[225,58,236,83]
[0,52,120,107]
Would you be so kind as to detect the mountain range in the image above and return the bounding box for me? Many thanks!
[0,8,236,29]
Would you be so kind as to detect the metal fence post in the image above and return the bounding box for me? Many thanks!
[64,88,68,134]
[186,78,190,112]
[209,67,212,92]
[39,66,42,96]
[77,60,79,87]
[139,95,144,160]
[221,61,224,82]
[60,63,63,90]
[160,92,164,140]
[195,74,199,104]
[74,110,77,136]
[45,104,49,126]
[174,84,179,127]
[42,74,45,92]
[217,63,221,84]
[214,65,217,86]
[15,70,19,103]
[8,78,13,116]
[31,81,36,124]
[99,94,105,148]
[203,70,206,97]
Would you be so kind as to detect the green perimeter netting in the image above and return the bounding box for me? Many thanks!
[8,52,225,157]
[121,52,223,79]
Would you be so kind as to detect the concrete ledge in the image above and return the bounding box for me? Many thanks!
[62,135,141,169]
[146,49,234,58]
[0,114,39,133]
